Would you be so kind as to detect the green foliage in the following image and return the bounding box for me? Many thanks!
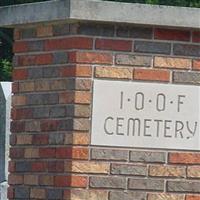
[0,59,12,81]
[0,0,48,6]
[0,28,13,81]
[105,0,200,7]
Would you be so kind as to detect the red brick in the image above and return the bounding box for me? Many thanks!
[14,29,21,40]
[12,82,19,94]
[39,148,56,158]
[18,54,53,66]
[69,51,113,64]
[40,120,60,132]
[37,25,53,37]
[72,132,90,145]
[13,69,28,80]
[13,41,28,53]
[59,91,91,104]
[19,81,35,92]
[134,69,170,82]
[72,148,89,160]
[25,148,39,162]
[39,175,54,186]
[71,176,88,187]
[11,108,32,120]
[95,66,132,79]
[193,59,200,70]
[55,175,87,187]
[11,121,25,133]
[18,55,36,66]
[186,195,200,200]
[10,134,17,146]
[95,38,132,51]
[32,134,49,145]
[12,95,27,106]
[56,147,88,159]
[48,161,64,172]
[7,186,14,199]
[45,37,93,51]
[31,161,47,172]
[9,148,24,159]
[8,161,16,173]
[169,152,200,164]
[36,54,53,65]
[192,31,200,43]
[8,174,23,185]
[30,188,46,199]
[154,28,190,41]
[24,175,38,185]
[16,135,32,145]
[60,65,92,77]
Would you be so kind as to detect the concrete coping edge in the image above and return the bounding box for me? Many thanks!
[0,0,199,29]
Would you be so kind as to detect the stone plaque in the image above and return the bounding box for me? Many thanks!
[91,80,200,150]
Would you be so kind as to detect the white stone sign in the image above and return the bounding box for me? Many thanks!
[91,79,200,150]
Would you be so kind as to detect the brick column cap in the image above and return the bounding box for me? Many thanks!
[0,0,199,29]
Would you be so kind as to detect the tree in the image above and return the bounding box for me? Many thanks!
[105,0,200,7]
[0,60,12,81]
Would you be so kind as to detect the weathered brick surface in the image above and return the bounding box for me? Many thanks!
[91,148,128,161]
[8,174,23,185]
[169,152,200,164]
[69,189,108,200]
[90,176,126,189]
[167,181,200,193]
[128,178,164,191]
[130,151,166,163]
[154,56,191,69]
[75,23,115,37]
[37,25,53,37]
[192,59,200,70]
[47,189,63,200]
[149,165,186,178]
[148,193,185,200]
[134,69,170,82]
[69,51,113,64]
[65,161,109,174]
[55,175,87,187]
[173,71,200,84]
[186,195,200,200]
[134,41,171,54]
[117,26,152,39]
[95,38,132,51]
[110,191,146,200]
[30,188,45,199]
[173,44,200,57]
[111,163,146,176]
[10,21,200,200]
[192,31,200,43]
[95,66,133,79]
[187,166,200,178]
[115,54,152,66]
[15,187,30,198]
[45,37,93,51]
[154,28,190,41]
[24,175,38,185]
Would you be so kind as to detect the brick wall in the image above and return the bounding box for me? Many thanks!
[9,22,200,200]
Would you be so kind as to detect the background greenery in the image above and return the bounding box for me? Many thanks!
[0,0,200,81]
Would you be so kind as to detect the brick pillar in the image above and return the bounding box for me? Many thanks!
[9,22,200,200]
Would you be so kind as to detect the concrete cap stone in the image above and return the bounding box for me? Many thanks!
[0,0,199,28]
